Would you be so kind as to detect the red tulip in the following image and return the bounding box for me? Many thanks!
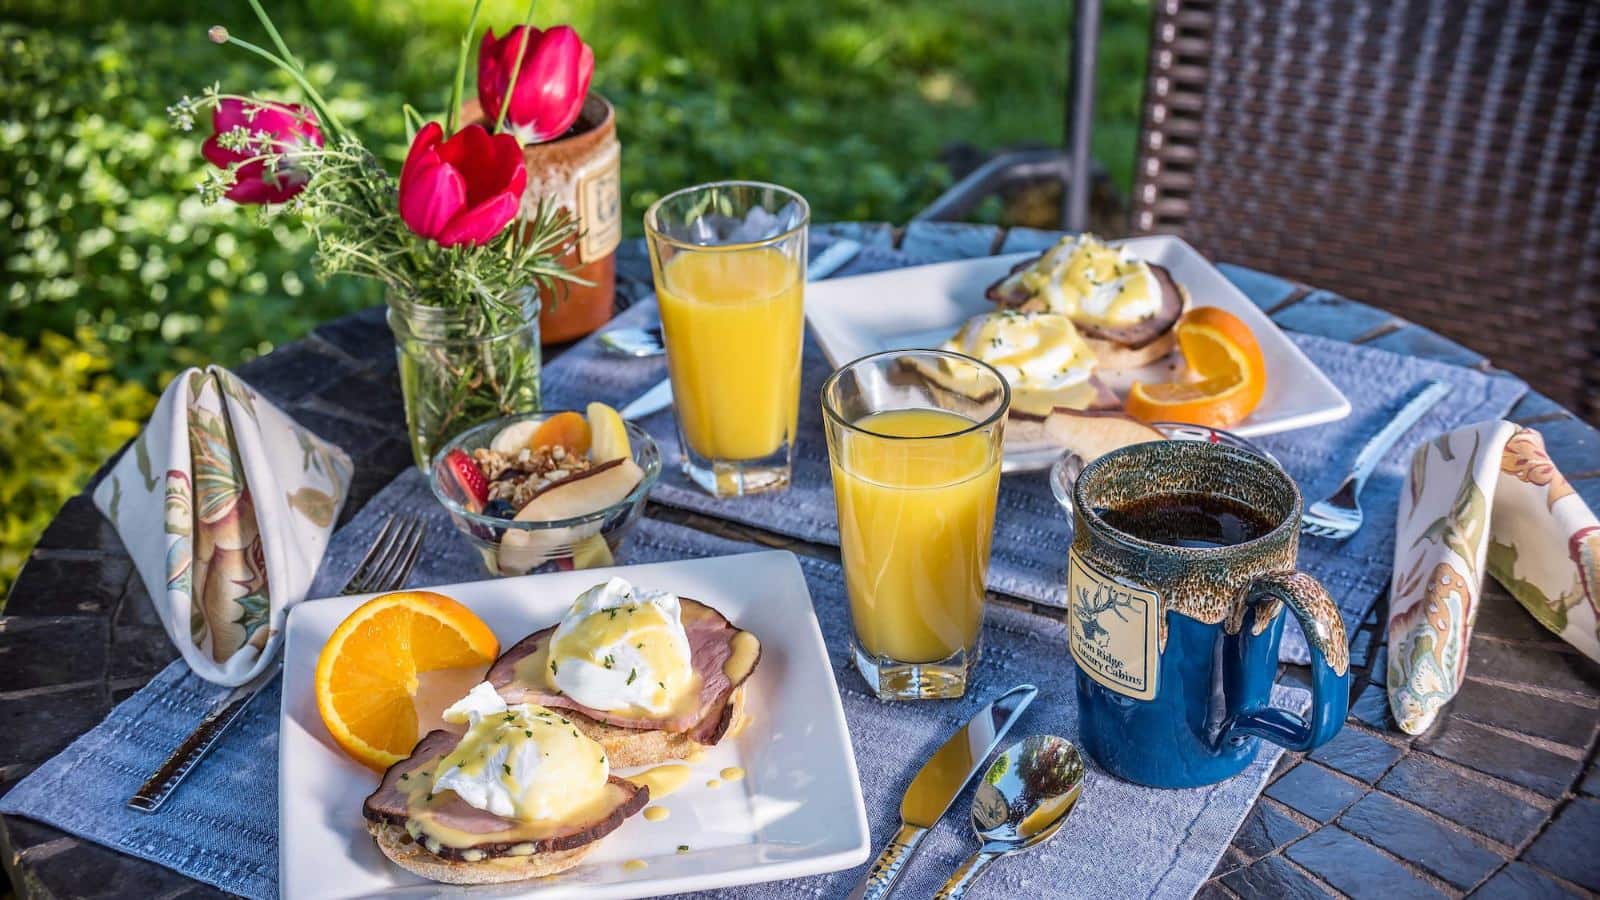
[398,122,528,247]
[477,25,594,144]
[200,99,323,204]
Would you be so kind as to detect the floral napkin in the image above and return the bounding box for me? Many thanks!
[92,367,352,687]
[1388,422,1599,733]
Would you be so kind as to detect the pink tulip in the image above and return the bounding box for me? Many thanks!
[201,99,323,204]
[398,122,528,247]
[477,25,594,144]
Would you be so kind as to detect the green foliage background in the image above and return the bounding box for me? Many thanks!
[0,0,1151,600]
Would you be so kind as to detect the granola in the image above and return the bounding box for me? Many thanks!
[472,444,594,512]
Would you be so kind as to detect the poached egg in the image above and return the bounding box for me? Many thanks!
[1006,234,1162,327]
[941,310,1098,393]
[432,681,608,822]
[546,577,696,716]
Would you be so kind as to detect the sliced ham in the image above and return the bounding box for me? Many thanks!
[362,730,646,861]
[487,598,758,746]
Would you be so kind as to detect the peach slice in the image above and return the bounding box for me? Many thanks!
[529,411,592,456]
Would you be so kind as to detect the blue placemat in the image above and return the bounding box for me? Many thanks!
[2,471,1306,900]
[542,269,1527,664]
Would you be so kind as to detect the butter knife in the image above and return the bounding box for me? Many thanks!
[618,237,864,421]
[127,658,282,813]
[847,683,1038,900]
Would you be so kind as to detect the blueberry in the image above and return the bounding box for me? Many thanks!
[484,499,517,519]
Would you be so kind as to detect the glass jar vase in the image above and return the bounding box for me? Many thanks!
[387,288,542,469]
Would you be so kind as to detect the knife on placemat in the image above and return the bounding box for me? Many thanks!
[847,683,1038,900]
[620,237,864,420]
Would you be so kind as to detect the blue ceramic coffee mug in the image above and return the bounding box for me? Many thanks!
[1067,440,1350,788]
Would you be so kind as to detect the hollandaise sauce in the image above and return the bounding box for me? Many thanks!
[396,712,623,854]
[724,632,760,682]
[656,247,803,460]
[831,408,1000,664]
[1012,235,1160,326]
[941,311,1097,413]
[511,590,703,722]
[626,764,691,799]
[546,599,696,715]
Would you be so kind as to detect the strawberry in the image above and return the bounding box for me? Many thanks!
[444,449,489,510]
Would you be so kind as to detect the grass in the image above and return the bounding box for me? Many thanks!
[0,0,1152,602]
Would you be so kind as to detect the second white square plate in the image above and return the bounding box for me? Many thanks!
[805,234,1349,467]
[279,551,868,899]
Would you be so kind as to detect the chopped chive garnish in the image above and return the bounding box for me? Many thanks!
[626,669,637,685]
[503,763,511,775]
[677,845,689,853]
[524,730,533,738]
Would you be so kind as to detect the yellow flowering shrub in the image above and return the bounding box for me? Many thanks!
[0,331,155,602]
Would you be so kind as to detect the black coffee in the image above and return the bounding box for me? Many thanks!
[1094,492,1276,548]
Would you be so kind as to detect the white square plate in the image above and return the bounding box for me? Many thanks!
[805,234,1350,468]
[279,551,868,899]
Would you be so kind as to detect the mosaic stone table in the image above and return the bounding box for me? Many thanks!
[2,222,1597,899]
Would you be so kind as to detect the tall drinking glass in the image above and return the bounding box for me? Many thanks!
[822,350,1009,700]
[644,182,809,497]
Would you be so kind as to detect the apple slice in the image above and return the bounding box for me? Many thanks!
[1043,409,1163,464]
[489,420,541,455]
[495,459,644,575]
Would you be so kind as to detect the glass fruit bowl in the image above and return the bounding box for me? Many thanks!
[428,410,661,576]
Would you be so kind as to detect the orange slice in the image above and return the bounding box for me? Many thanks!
[1125,307,1267,428]
[314,591,499,771]
[530,410,592,456]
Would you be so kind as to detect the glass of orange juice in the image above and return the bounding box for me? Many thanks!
[822,350,1009,700]
[644,182,808,497]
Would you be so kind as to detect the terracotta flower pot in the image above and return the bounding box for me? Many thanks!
[465,95,622,344]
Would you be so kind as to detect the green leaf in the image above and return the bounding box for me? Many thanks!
[1487,539,1574,637]
[135,430,158,492]
[287,487,337,528]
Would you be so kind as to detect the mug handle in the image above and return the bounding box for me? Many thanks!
[1227,571,1351,752]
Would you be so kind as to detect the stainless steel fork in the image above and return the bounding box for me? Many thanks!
[128,514,426,813]
[337,515,427,596]
[1301,381,1451,541]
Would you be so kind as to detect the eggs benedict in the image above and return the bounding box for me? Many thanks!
[910,310,1118,418]
[986,234,1188,368]
[488,578,762,767]
[362,682,648,884]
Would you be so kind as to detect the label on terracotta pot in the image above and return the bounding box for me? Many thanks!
[577,142,622,264]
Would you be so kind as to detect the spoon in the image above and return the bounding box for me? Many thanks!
[597,325,665,357]
[932,735,1085,900]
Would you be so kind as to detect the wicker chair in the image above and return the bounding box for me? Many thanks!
[1132,0,1600,421]
[919,0,1600,420]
